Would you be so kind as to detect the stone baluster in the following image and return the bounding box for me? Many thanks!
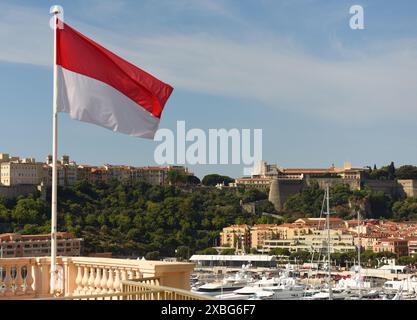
[87,267,95,294]
[100,267,108,294]
[81,266,89,294]
[25,264,34,294]
[120,269,127,293]
[94,267,102,294]
[121,269,127,281]
[114,269,121,292]
[107,268,114,293]
[14,265,24,295]
[74,266,83,295]
[3,266,12,296]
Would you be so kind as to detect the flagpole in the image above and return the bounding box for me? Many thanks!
[50,5,61,294]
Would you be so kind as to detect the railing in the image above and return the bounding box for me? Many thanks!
[70,258,145,295]
[121,279,214,300]
[0,257,196,300]
[35,290,163,300]
[34,277,213,300]
[128,276,160,286]
[0,258,35,298]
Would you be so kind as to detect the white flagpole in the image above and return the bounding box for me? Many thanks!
[50,5,61,294]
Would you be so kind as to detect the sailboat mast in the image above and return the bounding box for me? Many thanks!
[326,186,333,300]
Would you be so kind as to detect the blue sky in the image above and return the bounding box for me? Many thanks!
[1,0,417,178]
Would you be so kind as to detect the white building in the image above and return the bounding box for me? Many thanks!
[0,157,43,186]
[43,155,78,186]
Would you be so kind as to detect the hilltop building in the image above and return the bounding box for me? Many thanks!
[0,151,192,198]
[236,160,417,211]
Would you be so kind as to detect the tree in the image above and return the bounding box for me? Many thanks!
[290,251,311,263]
[197,247,218,255]
[220,248,235,255]
[398,256,416,266]
[186,175,201,185]
[284,182,325,216]
[392,197,417,221]
[0,204,10,222]
[202,174,234,186]
[241,188,267,203]
[369,165,389,180]
[331,252,356,266]
[368,191,392,219]
[12,198,46,225]
[269,248,291,256]
[145,251,160,260]
[167,170,187,186]
[175,246,191,260]
[395,165,417,180]
[388,162,396,180]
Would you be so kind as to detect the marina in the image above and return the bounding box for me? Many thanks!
[190,187,417,301]
[190,263,417,300]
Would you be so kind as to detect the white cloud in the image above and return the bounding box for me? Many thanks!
[1,3,417,124]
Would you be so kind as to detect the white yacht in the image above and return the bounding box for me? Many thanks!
[233,275,305,300]
[192,267,254,296]
[383,277,417,294]
[304,288,350,300]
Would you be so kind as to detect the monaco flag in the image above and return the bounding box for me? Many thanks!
[56,20,173,139]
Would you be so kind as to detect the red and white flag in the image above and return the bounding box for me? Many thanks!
[56,20,173,139]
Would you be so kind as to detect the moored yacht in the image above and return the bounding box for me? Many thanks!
[192,266,254,296]
[233,275,306,300]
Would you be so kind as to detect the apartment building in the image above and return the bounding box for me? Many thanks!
[262,229,356,254]
[0,232,83,258]
[250,224,278,248]
[271,224,312,240]
[1,152,192,190]
[0,157,43,186]
[355,235,380,251]
[219,224,251,251]
[76,164,191,186]
[294,217,346,230]
[43,155,78,186]
[407,239,417,256]
[373,238,409,258]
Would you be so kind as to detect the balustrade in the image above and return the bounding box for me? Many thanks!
[0,256,195,299]
[0,259,36,298]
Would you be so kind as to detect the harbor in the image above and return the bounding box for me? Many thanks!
[190,262,417,300]
[189,187,417,300]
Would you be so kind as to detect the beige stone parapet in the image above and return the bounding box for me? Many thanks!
[0,256,195,300]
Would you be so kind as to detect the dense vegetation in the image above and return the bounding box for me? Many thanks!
[201,174,234,186]
[282,181,417,221]
[0,179,278,258]
[365,162,417,180]
[281,162,417,220]
[283,182,389,219]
